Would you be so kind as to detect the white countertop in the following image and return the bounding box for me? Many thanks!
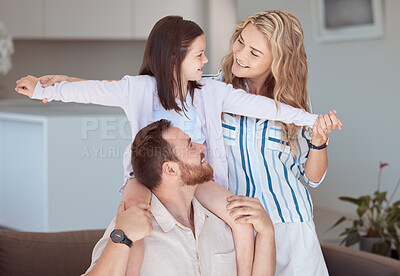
[0,98,125,121]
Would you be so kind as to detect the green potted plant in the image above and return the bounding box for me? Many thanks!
[331,162,400,259]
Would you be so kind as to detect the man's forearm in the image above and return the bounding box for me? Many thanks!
[85,240,131,276]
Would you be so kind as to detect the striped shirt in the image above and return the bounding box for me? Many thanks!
[206,70,325,224]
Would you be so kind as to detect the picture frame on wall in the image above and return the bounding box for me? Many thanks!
[311,0,383,43]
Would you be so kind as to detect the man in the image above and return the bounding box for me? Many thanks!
[85,120,275,275]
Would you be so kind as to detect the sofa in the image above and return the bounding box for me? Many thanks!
[0,229,104,276]
[1,229,400,276]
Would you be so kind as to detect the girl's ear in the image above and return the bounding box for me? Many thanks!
[162,162,178,176]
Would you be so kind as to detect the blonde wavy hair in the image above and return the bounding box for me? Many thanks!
[222,10,310,155]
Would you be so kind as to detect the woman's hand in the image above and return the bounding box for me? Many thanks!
[15,75,38,98]
[39,75,71,88]
[313,110,343,145]
[227,195,273,235]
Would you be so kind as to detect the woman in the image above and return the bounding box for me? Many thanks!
[220,10,340,275]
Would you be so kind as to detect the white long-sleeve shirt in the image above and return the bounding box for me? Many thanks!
[32,75,318,189]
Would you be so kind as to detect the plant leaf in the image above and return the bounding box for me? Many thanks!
[374,191,387,205]
[387,225,400,246]
[327,216,347,231]
[392,200,400,207]
[372,240,391,256]
[357,205,368,218]
[339,196,369,206]
[345,231,360,247]
[354,219,364,228]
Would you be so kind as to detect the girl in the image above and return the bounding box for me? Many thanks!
[220,11,342,275]
[16,15,325,275]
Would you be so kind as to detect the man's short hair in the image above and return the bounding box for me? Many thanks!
[131,119,178,190]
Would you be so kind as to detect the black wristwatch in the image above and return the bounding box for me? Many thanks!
[110,229,133,248]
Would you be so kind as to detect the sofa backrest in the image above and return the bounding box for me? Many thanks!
[2,229,400,276]
[321,242,400,276]
[0,229,104,276]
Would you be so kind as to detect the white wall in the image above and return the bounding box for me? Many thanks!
[236,0,400,216]
[206,0,237,72]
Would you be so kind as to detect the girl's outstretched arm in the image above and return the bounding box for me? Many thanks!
[15,75,131,108]
[38,75,120,103]
[195,181,254,276]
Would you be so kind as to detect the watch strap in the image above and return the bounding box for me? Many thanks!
[309,138,329,150]
[123,236,133,248]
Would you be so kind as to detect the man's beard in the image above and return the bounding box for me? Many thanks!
[179,161,214,186]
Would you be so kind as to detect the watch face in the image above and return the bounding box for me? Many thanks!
[111,229,125,243]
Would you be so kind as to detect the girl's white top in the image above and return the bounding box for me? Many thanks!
[32,75,318,189]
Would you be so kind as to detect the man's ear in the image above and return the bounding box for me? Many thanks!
[162,162,178,176]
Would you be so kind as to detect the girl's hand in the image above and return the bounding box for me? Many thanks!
[39,75,70,88]
[15,75,38,98]
[312,110,343,145]
[227,195,273,234]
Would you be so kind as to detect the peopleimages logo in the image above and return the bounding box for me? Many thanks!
[81,117,132,140]
[80,117,131,159]
[81,145,122,158]
[79,117,230,159]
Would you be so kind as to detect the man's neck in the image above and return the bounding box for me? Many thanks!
[153,184,197,232]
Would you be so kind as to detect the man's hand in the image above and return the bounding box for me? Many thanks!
[226,195,273,235]
[15,75,38,98]
[115,201,153,243]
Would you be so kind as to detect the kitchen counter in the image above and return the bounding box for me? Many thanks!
[0,98,131,232]
[0,98,124,119]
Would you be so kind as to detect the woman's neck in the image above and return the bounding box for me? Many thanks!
[246,78,271,98]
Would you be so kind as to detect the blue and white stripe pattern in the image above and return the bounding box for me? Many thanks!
[203,70,324,223]
[202,70,224,82]
[222,113,324,224]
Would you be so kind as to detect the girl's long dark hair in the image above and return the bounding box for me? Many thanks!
[139,16,203,113]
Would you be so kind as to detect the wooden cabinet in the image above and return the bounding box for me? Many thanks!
[132,0,206,39]
[1,0,206,40]
[45,0,132,39]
